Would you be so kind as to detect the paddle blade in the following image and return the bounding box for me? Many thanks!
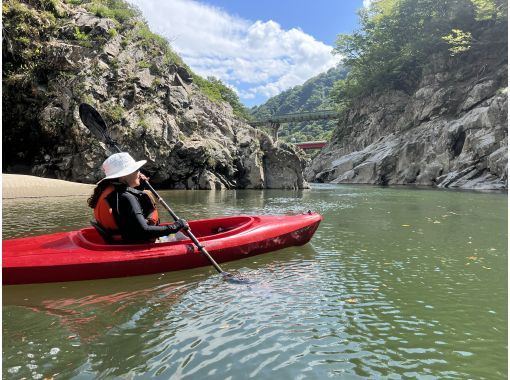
[78,103,111,144]
[222,272,255,285]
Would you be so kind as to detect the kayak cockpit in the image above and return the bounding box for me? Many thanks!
[72,216,255,251]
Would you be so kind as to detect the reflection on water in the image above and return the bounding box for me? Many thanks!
[3,184,507,379]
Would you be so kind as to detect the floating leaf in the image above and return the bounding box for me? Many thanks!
[346,298,358,304]
[467,256,477,261]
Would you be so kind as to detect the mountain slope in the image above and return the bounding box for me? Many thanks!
[250,65,348,142]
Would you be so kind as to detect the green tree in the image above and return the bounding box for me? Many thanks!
[193,76,250,119]
[331,0,507,106]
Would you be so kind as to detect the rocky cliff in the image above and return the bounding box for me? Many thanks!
[306,49,507,190]
[2,1,308,189]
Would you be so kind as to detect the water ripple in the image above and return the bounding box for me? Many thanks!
[3,186,507,379]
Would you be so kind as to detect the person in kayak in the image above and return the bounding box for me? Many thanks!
[88,152,188,244]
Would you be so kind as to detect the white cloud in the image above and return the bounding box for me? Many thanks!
[363,0,376,9]
[127,0,340,105]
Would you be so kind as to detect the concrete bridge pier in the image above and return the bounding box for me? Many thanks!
[271,122,280,142]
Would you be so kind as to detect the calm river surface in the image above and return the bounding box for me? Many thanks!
[2,184,507,379]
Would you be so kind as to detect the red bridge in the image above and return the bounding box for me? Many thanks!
[293,140,327,150]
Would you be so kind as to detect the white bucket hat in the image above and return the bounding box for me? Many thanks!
[97,152,146,184]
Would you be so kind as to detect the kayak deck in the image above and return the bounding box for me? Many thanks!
[3,214,322,285]
[76,216,255,250]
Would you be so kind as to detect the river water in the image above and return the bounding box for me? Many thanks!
[2,184,507,379]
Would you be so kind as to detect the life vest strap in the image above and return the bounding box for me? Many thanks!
[90,221,122,244]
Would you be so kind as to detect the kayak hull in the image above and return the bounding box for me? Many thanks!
[3,214,321,285]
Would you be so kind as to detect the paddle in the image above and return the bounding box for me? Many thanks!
[78,103,237,281]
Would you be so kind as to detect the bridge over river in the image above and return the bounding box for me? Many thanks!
[248,110,341,149]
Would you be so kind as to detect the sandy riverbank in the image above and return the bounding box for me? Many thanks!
[2,174,94,199]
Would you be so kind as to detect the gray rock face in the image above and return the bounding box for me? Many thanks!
[306,55,507,190]
[9,5,307,189]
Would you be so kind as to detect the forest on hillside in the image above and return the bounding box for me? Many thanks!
[251,0,507,144]
[249,65,349,142]
[332,0,507,108]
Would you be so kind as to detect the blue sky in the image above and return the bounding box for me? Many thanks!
[128,0,366,107]
[198,0,364,46]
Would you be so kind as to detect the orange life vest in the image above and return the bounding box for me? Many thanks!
[94,185,160,231]
[94,185,118,231]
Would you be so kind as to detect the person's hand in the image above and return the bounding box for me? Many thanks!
[139,172,149,182]
[176,219,189,231]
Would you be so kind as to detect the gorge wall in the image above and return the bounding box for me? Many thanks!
[2,1,308,189]
[305,48,507,190]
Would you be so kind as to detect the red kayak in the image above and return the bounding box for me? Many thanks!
[3,213,321,285]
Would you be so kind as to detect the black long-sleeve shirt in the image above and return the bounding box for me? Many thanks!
[106,185,181,244]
